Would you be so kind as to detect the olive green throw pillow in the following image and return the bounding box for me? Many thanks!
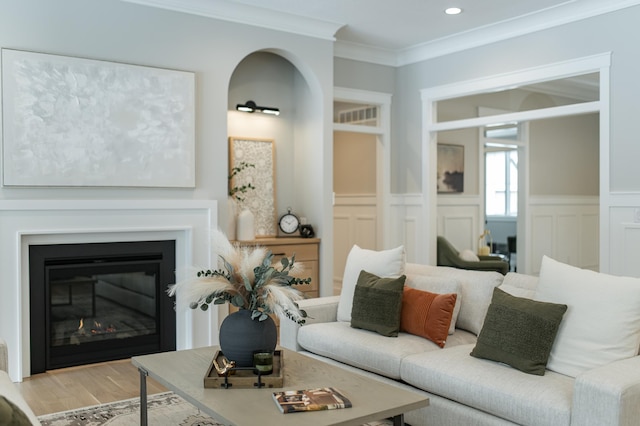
[351,270,406,337]
[471,287,567,375]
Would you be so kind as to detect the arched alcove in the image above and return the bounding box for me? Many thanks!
[226,50,332,295]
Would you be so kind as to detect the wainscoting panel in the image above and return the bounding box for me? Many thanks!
[389,194,424,264]
[333,195,377,295]
[581,213,600,269]
[622,227,640,277]
[529,197,599,274]
[333,214,351,294]
[609,197,640,278]
[437,199,481,253]
[531,215,554,274]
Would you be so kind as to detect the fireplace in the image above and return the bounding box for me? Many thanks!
[29,240,177,373]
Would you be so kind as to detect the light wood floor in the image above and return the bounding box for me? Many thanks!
[15,359,167,416]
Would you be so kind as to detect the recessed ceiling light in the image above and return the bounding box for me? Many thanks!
[445,7,462,15]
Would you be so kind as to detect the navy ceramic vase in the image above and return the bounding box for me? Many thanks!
[219,309,277,367]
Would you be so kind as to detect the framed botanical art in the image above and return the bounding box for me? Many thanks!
[229,137,277,237]
[1,48,195,187]
[437,143,464,193]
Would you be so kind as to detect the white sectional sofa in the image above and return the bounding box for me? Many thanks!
[0,339,40,425]
[280,257,640,426]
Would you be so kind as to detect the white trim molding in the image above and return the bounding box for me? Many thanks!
[0,199,218,381]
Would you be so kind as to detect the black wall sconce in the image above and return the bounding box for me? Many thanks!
[236,100,280,116]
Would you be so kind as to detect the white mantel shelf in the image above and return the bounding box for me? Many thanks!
[0,199,220,381]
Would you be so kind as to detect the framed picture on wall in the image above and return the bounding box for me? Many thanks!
[437,144,464,193]
[229,137,277,237]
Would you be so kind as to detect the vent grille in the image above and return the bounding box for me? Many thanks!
[338,106,377,124]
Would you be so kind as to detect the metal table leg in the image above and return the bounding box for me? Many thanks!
[392,413,405,426]
[138,367,148,426]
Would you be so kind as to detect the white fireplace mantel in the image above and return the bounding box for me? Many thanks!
[0,199,220,381]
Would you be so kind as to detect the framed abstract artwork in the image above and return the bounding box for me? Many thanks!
[437,143,464,193]
[229,137,277,237]
[1,49,195,187]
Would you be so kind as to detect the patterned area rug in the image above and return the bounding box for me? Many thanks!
[38,392,220,426]
[38,392,395,426]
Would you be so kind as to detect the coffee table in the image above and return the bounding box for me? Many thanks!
[132,347,428,426]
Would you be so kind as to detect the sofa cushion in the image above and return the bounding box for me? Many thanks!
[471,287,567,375]
[298,321,440,379]
[337,245,405,323]
[405,264,503,335]
[405,274,461,334]
[535,256,640,378]
[351,271,406,337]
[499,271,538,299]
[401,287,456,348]
[401,344,574,426]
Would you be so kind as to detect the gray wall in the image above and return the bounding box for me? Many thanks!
[1,0,336,293]
[334,6,640,194]
[530,113,599,196]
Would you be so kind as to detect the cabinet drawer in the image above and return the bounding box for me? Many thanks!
[268,243,317,261]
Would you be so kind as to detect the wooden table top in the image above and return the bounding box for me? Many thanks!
[132,346,428,426]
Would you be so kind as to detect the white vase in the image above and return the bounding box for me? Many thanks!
[236,208,255,241]
[227,197,238,240]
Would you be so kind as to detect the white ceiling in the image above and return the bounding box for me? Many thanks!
[124,0,640,65]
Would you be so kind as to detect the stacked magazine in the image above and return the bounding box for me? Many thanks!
[272,387,352,414]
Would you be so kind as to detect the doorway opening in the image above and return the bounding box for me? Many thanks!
[480,123,526,271]
[332,88,391,295]
[424,54,609,273]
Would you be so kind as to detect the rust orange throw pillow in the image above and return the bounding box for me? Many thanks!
[401,287,457,347]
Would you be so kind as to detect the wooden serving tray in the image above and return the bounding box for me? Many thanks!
[204,350,284,389]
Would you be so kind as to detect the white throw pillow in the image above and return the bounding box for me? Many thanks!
[535,256,640,378]
[459,249,480,262]
[337,245,406,323]
[405,274,461,334]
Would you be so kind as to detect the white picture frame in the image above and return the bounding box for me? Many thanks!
[1,49,195,187]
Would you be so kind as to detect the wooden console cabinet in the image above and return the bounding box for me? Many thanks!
[232,237,320,298]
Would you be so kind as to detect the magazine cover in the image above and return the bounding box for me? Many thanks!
[272,387,352,414]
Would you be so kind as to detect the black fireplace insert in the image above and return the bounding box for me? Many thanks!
[29,240,176,373]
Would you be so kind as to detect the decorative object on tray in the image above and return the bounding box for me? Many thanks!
[272,387,352,414]
[168,230,311,366]
[205,350,284,389]
[227,161,255,240]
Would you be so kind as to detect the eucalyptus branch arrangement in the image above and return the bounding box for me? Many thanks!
[167,230,311,324]
[228,161,255,202]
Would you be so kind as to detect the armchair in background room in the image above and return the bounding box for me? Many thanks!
[436,236,509,275]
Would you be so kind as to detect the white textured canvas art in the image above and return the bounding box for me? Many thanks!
[1,49,195,187]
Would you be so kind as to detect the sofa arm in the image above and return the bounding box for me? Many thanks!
[572,355,640,426]
[0,338,8,373]
[279,296,340,352]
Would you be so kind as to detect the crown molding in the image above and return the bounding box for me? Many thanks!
[333,42,397,67]
[120,0,343,41]
[122,0,640,67]
[393,0,640,66]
